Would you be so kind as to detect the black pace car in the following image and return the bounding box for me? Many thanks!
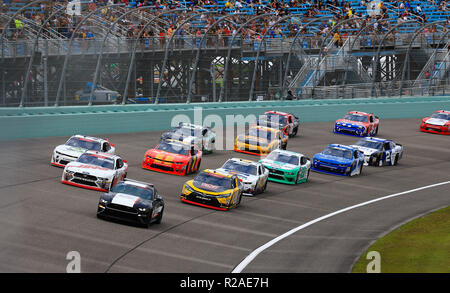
[97,179,164,227]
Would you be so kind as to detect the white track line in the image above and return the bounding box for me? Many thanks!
[232,180,450,273]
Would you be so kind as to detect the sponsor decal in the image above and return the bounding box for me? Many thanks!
[112,193,140,207]
[201,183,218,190]
[70,165,109,171]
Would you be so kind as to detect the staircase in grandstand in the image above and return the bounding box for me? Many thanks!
[413,39,450,92]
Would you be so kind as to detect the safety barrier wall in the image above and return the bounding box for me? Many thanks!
[1,96,449,141]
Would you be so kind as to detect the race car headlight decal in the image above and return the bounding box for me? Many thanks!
[100,199,108,205]
[64,170,74,180]
[346,166,351,172]
[138,207,148,212]
[216,192,232,198]
[182,184,194,194]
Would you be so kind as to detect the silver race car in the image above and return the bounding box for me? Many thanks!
[62,151,128,192]
[51,135,116,167]
[161,123,216,153]
[216,158,269,196]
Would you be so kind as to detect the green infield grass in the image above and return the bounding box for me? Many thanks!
[352,206,450,273]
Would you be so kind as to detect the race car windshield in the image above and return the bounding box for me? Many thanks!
[111,183,154,200]
[248,128,275,140]
[66,137,101,151]
[77,154,115,169]
[431,113,450,120]
[267,152,299,165]
[194,172,233,190]
[263,113,287,124]
[156,142,190,156]
[355,140,383,150]
[323,147,353,159]
[222,161,257,175]
[343,114,368,122]
[259,114,286,125]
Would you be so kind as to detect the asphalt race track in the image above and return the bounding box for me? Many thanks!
[0,118,449,273]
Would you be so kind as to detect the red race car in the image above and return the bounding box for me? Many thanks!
[334,111,380,137]
[257,111,300,137]
[420,110,450,135]
[142,139,202,175]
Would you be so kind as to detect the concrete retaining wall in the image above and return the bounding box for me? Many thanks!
[1,96,449,141]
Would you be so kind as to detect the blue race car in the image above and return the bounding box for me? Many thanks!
[311,144,364,176]
[334,111,380,137]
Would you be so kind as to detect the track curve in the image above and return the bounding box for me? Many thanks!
[0,118,448,273]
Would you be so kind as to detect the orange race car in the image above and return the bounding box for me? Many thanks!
[142,139,202,175]
[234,125,289,156]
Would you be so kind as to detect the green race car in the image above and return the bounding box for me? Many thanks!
[259,149,311,184]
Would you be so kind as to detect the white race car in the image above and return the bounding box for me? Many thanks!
[51,135,116,167]
[351,137,404,166]
[160,123,216,153]
[216,158,269,196]
[62,151,128,192]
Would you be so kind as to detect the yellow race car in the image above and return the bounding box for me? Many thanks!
[180,169,243,211]
[234,125,289,156]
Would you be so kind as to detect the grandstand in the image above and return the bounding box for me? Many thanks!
[0,0,449,106]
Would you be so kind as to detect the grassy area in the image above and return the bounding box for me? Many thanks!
[352,206,450,273]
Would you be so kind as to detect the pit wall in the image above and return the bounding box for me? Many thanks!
[1,96,449,141]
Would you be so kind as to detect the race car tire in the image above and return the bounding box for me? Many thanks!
[305,169,310,181]
[375,126,379,136]
[377,157,383,167]
[359,163,363,175]
[196,158,202,172]
[393,154,399,166]
[154,208,164,224]
[281,142,287,150]
[109,176,116,191]
[262,180,267,192]
[292,127,298,137]
[295,171,301,184]
[348,162,356,176]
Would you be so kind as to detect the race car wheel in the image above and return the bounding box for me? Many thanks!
[292,127,298,137]
[109,176,116,191]
[348,163,356,176]
[305,169,310,181]
[359,163,363,175]
[262,180,267,192]
[196,158,202,172]
[282,142,287,150]
[375,126,379,136]
[377,157,383,167]
[393,154,399,166]
[295,171,300,184]
[154,208,164,224]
